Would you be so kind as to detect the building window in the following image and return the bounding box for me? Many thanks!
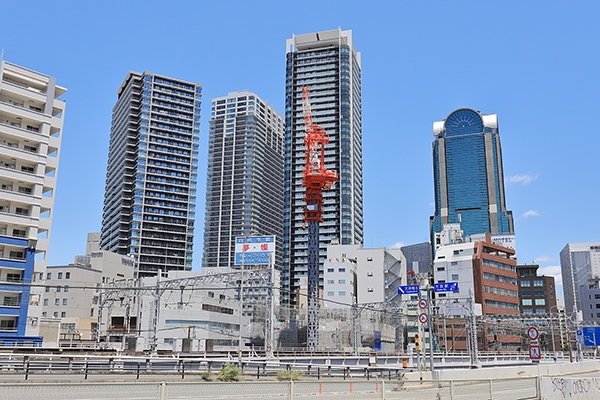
[327,280,334,284]
[58,273,63,279]
[64,286,69,292]
[327,268,334,273]
[63,299,68,305]
[90,309,94,317]
[208,292,214,298]
[533,280,543,286]
[451,274,459,281]
[367,288,374,292]
[367,257,373,261]
[367,272,373,277]
[520,281,530,287]
[45,287,50,292]
[523,309,533,314]
[339,280,346,284]
[535,309,546,314]
[47,273,51,279]
[534,289,545,296]
[327,292,334,296]
[65,272,70,279]
[453,250,459,255]
[521,289,531,296]
[61,312,66,318]
[339,291,346,296]
[53,312,58,318]
[56,286,61,292]
[55,299,59,306]
[42,312,47,317]
[451,262,458,266]
[535,299,545,305]
[339,268,345,272]
[43,299,48,306]
[438,293,446,298]
[523,299,532,305]
[437,267,445,271]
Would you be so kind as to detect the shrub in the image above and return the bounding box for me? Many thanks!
[218,363,241,382]
[200,371,211,380]
[277,370,303,381]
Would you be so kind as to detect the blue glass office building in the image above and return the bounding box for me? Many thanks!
[430,109,514,242]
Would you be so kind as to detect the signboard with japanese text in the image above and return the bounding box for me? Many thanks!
[398,285,420,295]
[583,327,600,346]
[235,236,276,265]
[434,282,459,293]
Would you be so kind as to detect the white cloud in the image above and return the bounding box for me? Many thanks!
[389,241,405,249]
[534,255,555,263]
[538,265,563,288]
[522,210,539,218]
[508,174,538,185]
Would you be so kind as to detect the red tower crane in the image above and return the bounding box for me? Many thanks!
[301,86,337,351]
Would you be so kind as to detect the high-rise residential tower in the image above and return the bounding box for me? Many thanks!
[284,29,363,305]
[560,242,600,315]
[202,90,284,269]
[101,71,202,277]
[430,108,514,243]
[0,60,66,344]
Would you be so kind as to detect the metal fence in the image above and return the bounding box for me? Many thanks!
[0,377,541,399]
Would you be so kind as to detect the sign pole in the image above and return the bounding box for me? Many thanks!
[427,285,434,373]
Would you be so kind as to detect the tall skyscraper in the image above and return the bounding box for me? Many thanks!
[0,60,66,343]
[430,108,514,242]
[284,29,363,305]
[560,242,600,315]
[101,71,202,277]
[202,90,284,269]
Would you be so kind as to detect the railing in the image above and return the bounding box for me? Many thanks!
[2,77,47,94]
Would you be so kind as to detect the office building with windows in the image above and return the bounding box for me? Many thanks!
[517,264,556,315]
[560,242,600,315]
[101,71,202,277]
[0,60,66,344]
[284,28,363,305]
[430,109,514,244]
[202,90,284,269]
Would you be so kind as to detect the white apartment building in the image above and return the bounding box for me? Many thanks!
[323,244,406,306]
[0,60,66,345]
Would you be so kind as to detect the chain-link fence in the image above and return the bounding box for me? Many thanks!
[0,377,540,400]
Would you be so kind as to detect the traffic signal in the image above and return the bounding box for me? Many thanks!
[415,333,421,351]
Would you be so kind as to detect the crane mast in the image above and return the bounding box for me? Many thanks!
[301,86,338,351]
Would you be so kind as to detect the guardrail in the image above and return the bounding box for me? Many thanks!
[0,377,541,399]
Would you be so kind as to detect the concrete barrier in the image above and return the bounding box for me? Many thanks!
[541,376,600,399]
[401,360,600,381]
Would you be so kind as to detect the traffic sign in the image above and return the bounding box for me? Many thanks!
[398,285,420,295]
[434,282,459,293]
[418,299,428,309]
[576,330,584,344]
[527,327,539,341]
[419,313,428,324]
[529,345,541,359]
[583,327,600,346]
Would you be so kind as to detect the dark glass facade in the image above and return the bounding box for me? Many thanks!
[430,109,513,242]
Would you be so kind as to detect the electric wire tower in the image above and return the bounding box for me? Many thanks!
[301,86,338,352]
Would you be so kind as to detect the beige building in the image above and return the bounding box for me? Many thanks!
[40,238,135,347]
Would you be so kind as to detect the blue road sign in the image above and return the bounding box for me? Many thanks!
[434,282,459,293]
[576,330,584,344]
[583,327,600,346]
[398,285,420,295]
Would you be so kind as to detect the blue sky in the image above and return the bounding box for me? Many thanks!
[1,1,599,297]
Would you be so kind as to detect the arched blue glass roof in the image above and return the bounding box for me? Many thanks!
[444,109,483,137]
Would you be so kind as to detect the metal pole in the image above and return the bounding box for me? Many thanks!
[551,312,556,354]
[239,238,245,365]
[427,286,434,372]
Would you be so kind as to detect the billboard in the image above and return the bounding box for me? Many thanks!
[235,236,276,266]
